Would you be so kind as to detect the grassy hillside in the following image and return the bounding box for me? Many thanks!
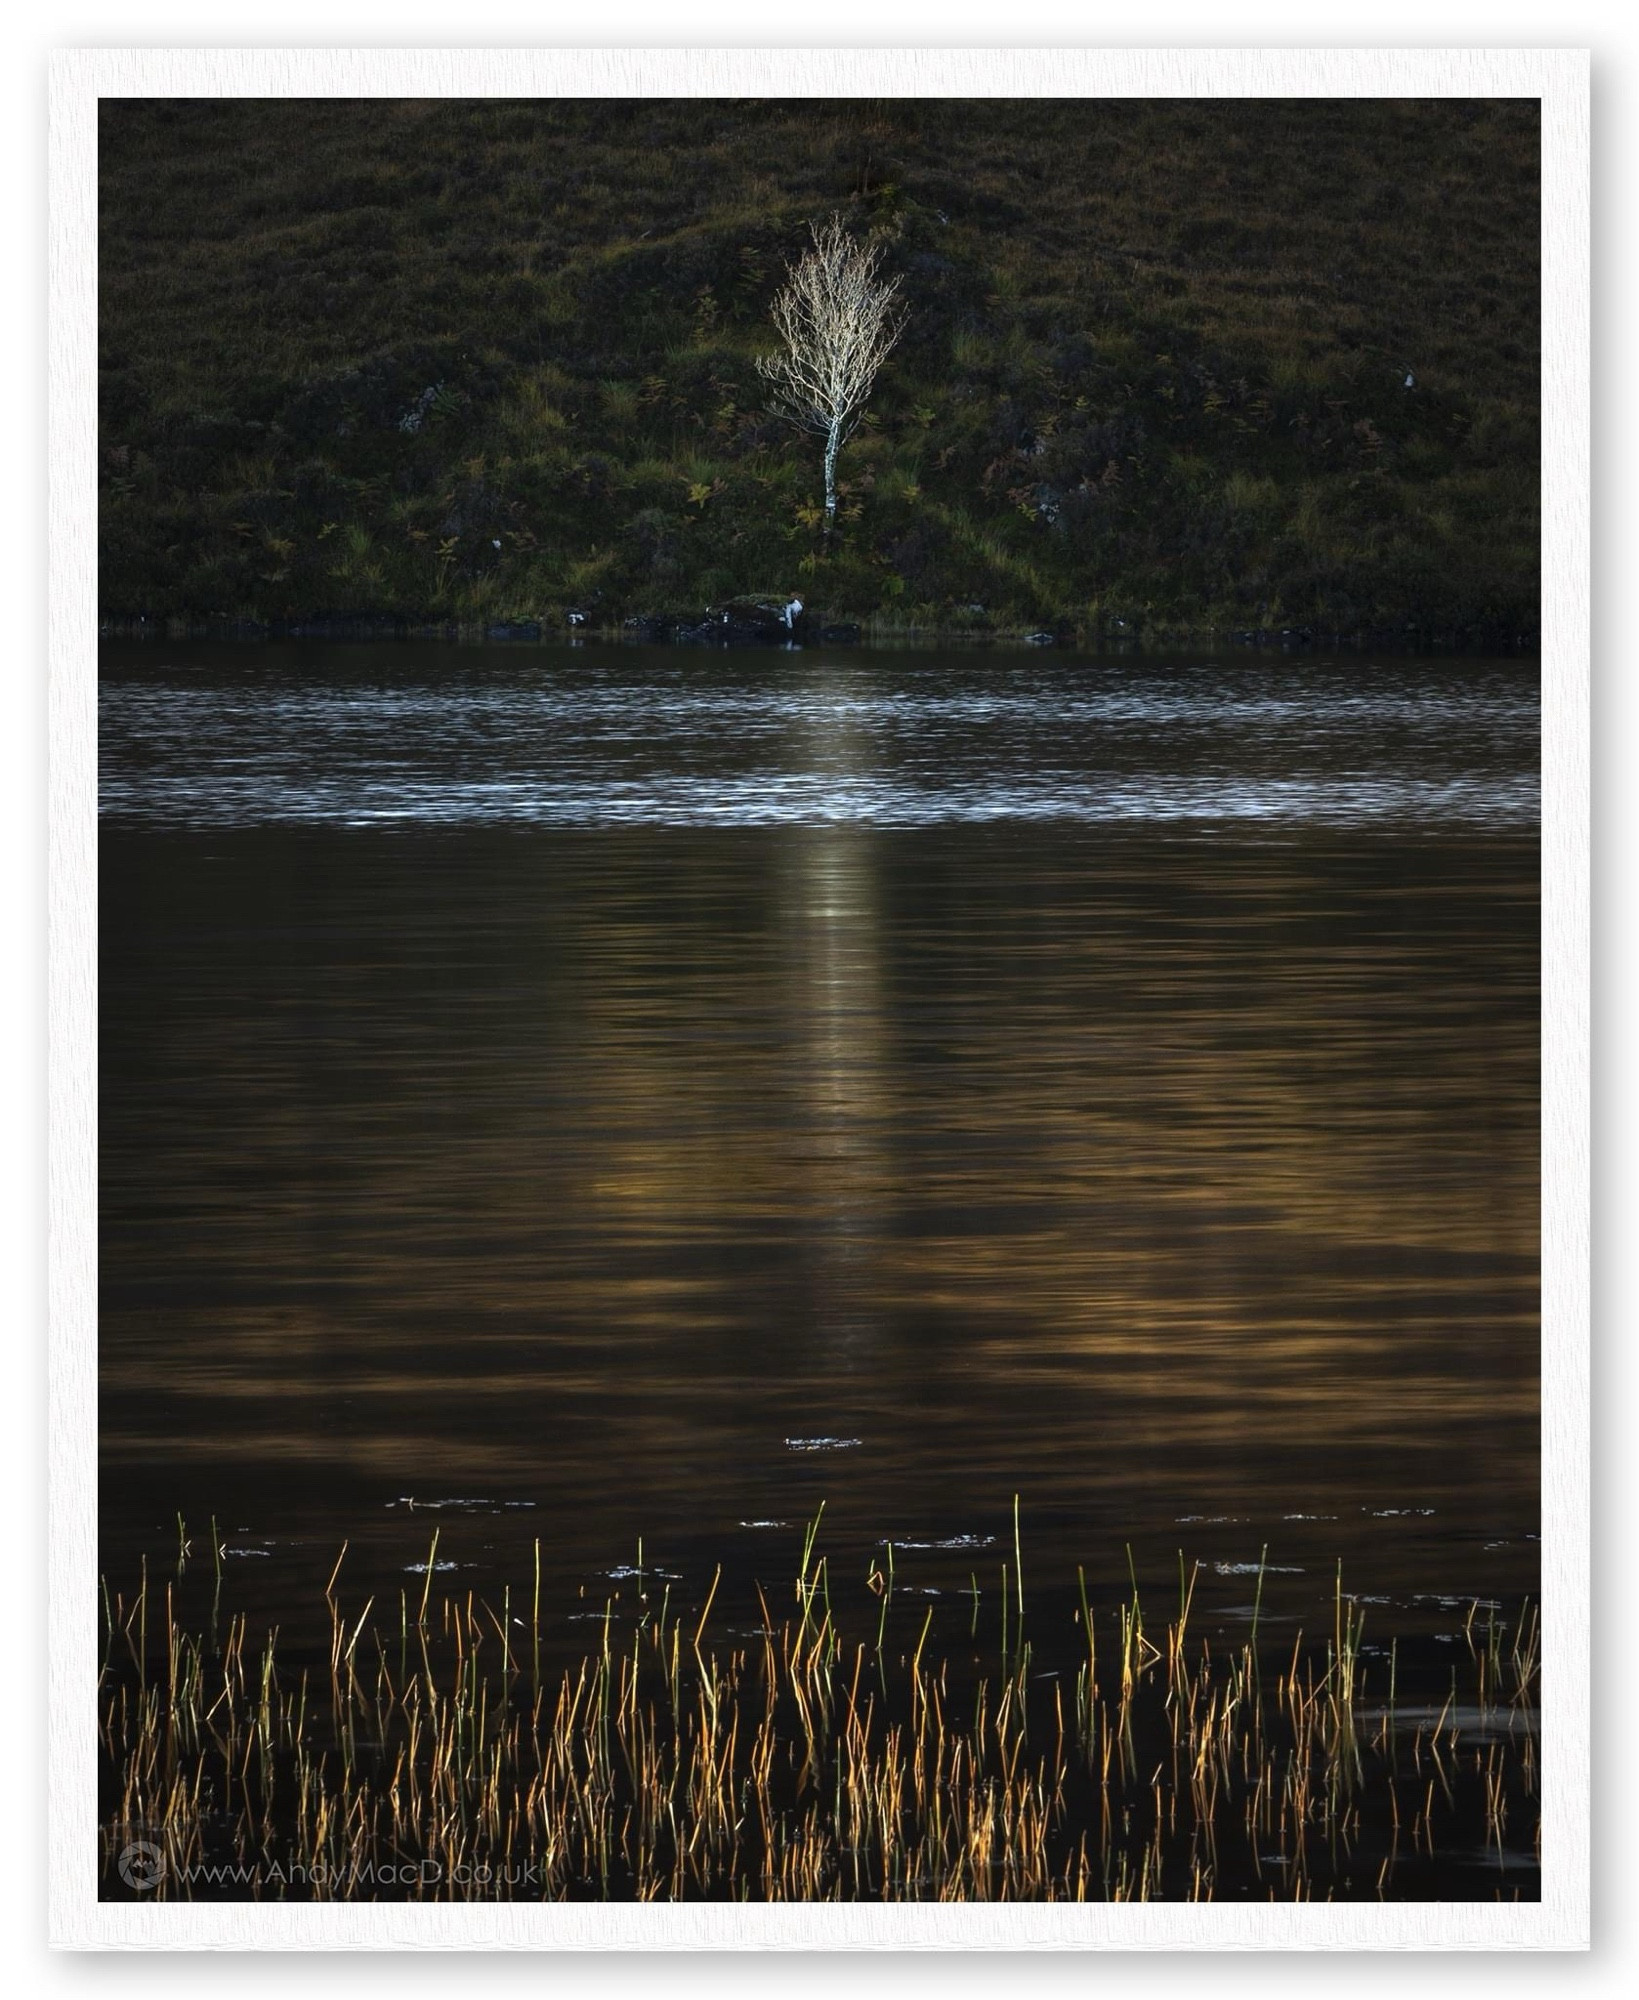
[98,97,1541,642]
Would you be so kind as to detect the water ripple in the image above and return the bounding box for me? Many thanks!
[99,645,1540,832]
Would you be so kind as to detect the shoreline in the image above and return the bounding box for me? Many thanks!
[99,1523,1540,1904]
[98,613,1542,657]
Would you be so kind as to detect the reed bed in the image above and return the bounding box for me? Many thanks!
[99,1516,1539,1901]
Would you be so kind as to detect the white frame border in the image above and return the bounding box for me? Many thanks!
[49,44,1590,1950]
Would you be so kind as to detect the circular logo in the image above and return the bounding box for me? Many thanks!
[117,1840,166,1892]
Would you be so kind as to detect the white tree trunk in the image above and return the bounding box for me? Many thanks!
[757,218,905,541]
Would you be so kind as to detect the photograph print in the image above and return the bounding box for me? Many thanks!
[88,74,1557,1920]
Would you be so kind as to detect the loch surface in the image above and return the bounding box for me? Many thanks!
[98,642,1540,1660]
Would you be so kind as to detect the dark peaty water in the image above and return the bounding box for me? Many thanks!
[99,641,1539,1686]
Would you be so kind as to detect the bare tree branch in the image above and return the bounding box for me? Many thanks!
[756,216,907,530]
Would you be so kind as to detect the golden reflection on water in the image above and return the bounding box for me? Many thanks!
[782,674,890,1362]
[96,818,1536,1650]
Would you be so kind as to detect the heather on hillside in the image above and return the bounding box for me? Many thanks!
[98,97,1540,642]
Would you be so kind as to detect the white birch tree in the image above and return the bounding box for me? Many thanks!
[757,216,907,533]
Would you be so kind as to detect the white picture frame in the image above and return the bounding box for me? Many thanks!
[49,44,1589,1950]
